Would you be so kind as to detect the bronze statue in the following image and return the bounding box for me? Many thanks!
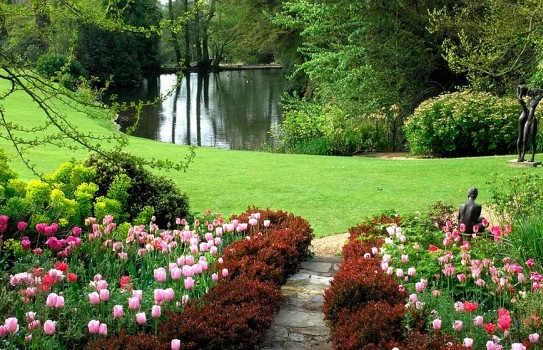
[517,85,543,162]
[458,188,485,236]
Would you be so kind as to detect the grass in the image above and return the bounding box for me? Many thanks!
[1,77,540,237]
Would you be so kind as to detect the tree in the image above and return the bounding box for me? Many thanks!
[76,0,162,87]
[0,0,194,178]
[429,0,543,95]
[273,0,457,150]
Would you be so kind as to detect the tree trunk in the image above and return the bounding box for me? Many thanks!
[200,0,217,72]
[194,8,202,68]
[168,0,182,66]
[183,0,190,69]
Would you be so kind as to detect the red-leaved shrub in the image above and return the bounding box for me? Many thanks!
[331,301,406,349]
[323,256,408,324]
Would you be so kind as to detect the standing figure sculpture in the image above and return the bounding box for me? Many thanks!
[458,187,485,238]
[517,85,543,162]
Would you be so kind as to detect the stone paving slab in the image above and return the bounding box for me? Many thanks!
[259,255,342,350]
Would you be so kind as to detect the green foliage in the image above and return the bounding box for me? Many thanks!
[509,216,543,268]
[487,172,543,224]
[107,174,131,207]
[94,196,124,223]
[405,90,519,157]
[74,182,99,224]
[273,0,455,151]
[36,53,88,81]
[45,162,96,197]
[279,97,389,155]
[85,151,190,228]
[429,1,543,95]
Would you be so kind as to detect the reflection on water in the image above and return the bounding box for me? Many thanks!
[114,70,285,150]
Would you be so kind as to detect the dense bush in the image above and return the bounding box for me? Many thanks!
[85,152,190,228]
[405,90,518,157]
[278,97,390,155]
[36,53,88,89]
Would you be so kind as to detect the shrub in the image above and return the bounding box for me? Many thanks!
[323,256,408,324]
[278,97,390,155]
[487,172,543,223]
[405,90,518,157]
[85,152,190,228]
[331,301,406,349]
[36,53,88,89]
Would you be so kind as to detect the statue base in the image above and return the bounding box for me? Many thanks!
[507,159,542,167]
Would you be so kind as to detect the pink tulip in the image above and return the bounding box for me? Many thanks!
[113,305,123,319]
[263,220,271,227]
[171,339,181,350]
[171,267,182,280]
[88,292,100,305]
[409,294,418,303]
[43,320,56,335]
[164,288,175,301]
[17,221,27,231]
[0,325,6,337]
[222,268,229,278]
[98,323,107,336]
[99,289,110,301]
[184,277,194,290]
[55,295,65,308]
[152,305,161,318]
[154,267,167,282]
[26,312,36,322]
[453,320,463,332]
[96,280,108,290]
[28,320,40,331]
[407,267,416,277]
[432,319,441,331]
[464,337,473,348]
[511,344,526,350]
[529,333,540,343]
[46,293,58,308]
[4,317,19,334]
[212,273,219,281]
[132,289,143,301]
[474,315,484,326]
[401,254,409,263]
[128,297,140,310]
[88,320,100,334]
[486,340,497,350]
[136,312,146,325]
[396,268,404,278]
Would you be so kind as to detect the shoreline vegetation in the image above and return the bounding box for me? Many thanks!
[0,79,538,238]
[159,64,283,74]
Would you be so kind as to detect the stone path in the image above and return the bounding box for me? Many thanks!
[259,256,342,350]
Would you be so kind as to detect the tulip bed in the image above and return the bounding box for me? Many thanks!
[1,207,313,350]
[324,213,543,350]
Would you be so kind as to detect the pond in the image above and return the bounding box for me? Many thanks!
[113,69,286,150]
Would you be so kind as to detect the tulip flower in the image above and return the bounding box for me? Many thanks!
[88,292,100,305]
[184,276,195,290]
[511,344,526,350]
[529,333,540,343]
[98,323,107,336]
[99,289,110,301]
[55,295,65,308]
[154,267,167,282]
[432,319,441,331]
[463,338,473,348]
[43,320,56,335]
[152,305,161,318]
[4,317,19,334]
[136,312,146,325]
[46,293,58,308]
[113,305,123,319]
[171,339,181,350]
[473,315,484,326]
[453,320,463,332]
[128,296,140,310]
[88,320,100,334]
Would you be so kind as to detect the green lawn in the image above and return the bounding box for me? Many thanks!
[1,78,539,237]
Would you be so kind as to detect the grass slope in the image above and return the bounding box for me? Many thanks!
[0,79,538,237]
